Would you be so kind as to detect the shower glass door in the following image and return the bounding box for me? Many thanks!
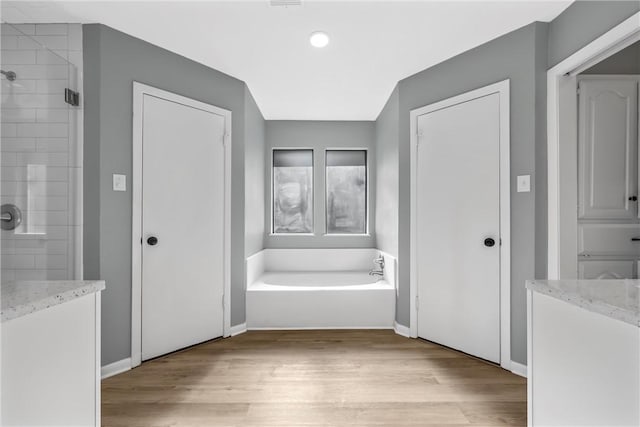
[1,23,80,283]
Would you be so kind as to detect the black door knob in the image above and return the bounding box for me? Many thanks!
[484,238,496,247]
[629,196,638,201]
[147,236,158,246]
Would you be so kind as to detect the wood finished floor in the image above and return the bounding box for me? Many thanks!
[102,330,526,427]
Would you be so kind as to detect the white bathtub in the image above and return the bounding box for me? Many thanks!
[246,249,396,329]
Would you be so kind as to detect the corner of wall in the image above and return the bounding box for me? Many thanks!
[243,84,266,261]
[82,23,102,281]
[534,21,549,280]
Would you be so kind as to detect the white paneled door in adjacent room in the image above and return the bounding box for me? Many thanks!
[412,81,510,365]
[132,83,230,363]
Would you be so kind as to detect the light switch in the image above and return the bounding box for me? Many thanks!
[517,175,530,193]
[113,174,127,192]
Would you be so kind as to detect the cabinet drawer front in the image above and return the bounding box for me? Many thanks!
[578,224,640,256]
[578,260,636,279]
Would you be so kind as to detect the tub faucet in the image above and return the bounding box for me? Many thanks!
[369,254,385,279]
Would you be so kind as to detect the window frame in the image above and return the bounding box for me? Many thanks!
[323,147,370,236]
[270,147,315,236]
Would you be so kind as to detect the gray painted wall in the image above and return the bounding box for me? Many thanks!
[264,121,376,249]
[374,86,399,259]
[83,24,257,365]
[245,87,266,258]
[547,0,640,68]
[387,1,640,365]
[582,40,640,74]
[396,22,546,365]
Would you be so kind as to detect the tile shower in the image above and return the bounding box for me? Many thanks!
[1,23,83,281]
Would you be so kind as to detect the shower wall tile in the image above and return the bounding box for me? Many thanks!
[1,181,68,197]
[35,254,67,269]
[68,167,81,226]
[17,123,68,138]
[14,269,68,280]
[2,23,82,281]
[16,153,68,167]
[5,64,68,80]
[36,138,69,152]
[36,109,69,123]
[0,137,36,152]
[1,166,68,182]
[1,153,18,167]
[1,109,37,123]
[0,36,18,50]
[35,24,68,36]
[3,254,36,269]
[2,196,68,212]
[9,93,68,109]
[17,35,68,51]
[37,50,69,65]
[1,123,17,137]
[2,239,67,255]
[1,24,35,36]
[2,50,36,64]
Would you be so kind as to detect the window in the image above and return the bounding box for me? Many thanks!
[272,149,313,233]
[326,150,367,234]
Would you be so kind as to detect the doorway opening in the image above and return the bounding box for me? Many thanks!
[547,12,640,280]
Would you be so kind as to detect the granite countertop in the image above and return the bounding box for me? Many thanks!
[526,279,640,327]
[1,280,105,322]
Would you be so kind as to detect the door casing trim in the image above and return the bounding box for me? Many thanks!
[409,79,511,370]
[131,82,232,368]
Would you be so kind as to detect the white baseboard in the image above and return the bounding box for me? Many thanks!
[247,326,394,331]
[101,357,131,380]
[511,361,527,378]
[230,322,247,336]
[394,321,411,338]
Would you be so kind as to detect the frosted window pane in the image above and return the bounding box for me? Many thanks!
[326,150,367,234]
[273,150,313,233]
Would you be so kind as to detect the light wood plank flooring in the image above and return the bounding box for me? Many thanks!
[102,330,526,427]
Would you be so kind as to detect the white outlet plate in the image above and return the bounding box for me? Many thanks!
[517,175,530,193]
[113,174,127,192]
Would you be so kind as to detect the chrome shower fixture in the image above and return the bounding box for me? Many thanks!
[1,70,17,81]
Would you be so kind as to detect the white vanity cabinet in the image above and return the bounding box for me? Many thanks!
[527,280,640,426]
[1,281,104,427]
[578,76,640,278]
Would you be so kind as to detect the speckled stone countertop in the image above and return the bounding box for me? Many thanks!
[526,279,640,327]
[1,280,105,322]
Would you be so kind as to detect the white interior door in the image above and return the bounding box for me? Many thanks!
[141,92,226,361]
[416,92,501,363]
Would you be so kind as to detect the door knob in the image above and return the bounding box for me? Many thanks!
[147,236,158,246]
[484,238,496,247]
[629,196,638,201]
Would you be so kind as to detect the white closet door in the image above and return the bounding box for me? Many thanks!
[416,93,501,363]
[578,79,638,219]
[141,93,225,361]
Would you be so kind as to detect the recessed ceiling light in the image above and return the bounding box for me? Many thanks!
[309,31,330,48]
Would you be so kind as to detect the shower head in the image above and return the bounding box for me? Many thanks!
[1,70,17,81]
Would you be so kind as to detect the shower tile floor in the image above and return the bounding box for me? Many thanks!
[102,330,526,426]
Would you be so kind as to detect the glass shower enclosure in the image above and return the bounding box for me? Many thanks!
[1,23,81,283]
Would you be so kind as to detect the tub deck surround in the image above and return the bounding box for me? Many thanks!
[1,280,105,322]
[526,279,639,326]
[246,249,396,329]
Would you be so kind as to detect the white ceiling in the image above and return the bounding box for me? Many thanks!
[2,1,572,120]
